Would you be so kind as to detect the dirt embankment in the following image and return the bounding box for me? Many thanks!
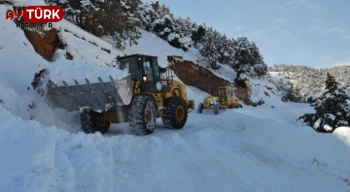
[167,56,231,95]
[12,7,66,61]
[168,55,264,106]
[23,27,62,61]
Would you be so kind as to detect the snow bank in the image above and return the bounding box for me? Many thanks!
[0,5,49,119]
[333,127,350,145]
[46,59,129,85]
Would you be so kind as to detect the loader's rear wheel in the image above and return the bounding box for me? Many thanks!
[197,103,204,114]
[162,96,188,129]
[128,96,156,135]
[214,103,220,115]
[80,110,110,134]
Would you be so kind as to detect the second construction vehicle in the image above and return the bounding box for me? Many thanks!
[197,85,242,115]
[32,54,195,135]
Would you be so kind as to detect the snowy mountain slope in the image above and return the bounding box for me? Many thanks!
[268,65,350,97]
[53,20,125,66]
[122,29,237,83]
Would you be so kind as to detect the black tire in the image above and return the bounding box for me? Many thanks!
[197,103,204,114]
[128,95,157,135]
[214,103,220,115]
[162,96,188,129]
[230,103,238,109]
[80,110,110,134]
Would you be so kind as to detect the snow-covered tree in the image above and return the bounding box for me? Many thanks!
[199,28,223,69]
[46,0,141,49]
[232,37,266,78]
[298,73,350,132]
[282,84,303,102]
[191,24,206,47]
[137,1,195,51]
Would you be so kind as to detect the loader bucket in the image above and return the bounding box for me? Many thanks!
[45,75,133,112]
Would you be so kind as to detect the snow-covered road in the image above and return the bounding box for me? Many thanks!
[1,103,350,192]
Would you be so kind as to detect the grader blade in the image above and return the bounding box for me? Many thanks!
[45,75,133,112]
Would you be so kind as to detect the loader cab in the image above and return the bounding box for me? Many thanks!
[116,54,162,93]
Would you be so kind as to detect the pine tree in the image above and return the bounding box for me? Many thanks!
[199,28,222,69]
[232,37,266,78]
[191,24,206,47]
[298,73,350,132]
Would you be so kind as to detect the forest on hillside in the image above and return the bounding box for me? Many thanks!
[268,64,350,99]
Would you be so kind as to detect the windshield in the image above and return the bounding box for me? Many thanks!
[117,57,137,78]
[218,88,226,97]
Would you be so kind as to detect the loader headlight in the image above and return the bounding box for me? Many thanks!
[156,81,162,91]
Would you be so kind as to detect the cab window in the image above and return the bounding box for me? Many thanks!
[117,57,137,78]
[218,89,226,97]
[143,57,154,81]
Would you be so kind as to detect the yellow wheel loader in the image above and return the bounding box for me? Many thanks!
[197,86,241,115]
[32,54,195,135]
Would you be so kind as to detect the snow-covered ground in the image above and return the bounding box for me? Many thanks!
[1,2,350,192]
[1,101,350,192]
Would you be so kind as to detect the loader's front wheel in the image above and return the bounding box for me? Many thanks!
[80,110,110,134]
[162,96,188,129]
[128,96,156,135]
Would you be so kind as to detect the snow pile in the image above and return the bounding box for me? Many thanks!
[46,59,129,85]
[333,127,350,145]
